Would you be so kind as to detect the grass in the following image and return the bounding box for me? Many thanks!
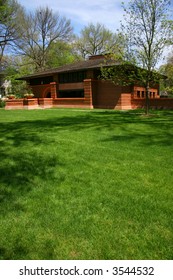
[0,108,172,260]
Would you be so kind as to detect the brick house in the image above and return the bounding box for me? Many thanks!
[7,54,164,110]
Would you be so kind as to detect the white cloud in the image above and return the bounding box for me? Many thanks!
[18,0,125,33]
[16,0,173,66]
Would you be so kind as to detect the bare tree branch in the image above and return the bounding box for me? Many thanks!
[14,6,73,71]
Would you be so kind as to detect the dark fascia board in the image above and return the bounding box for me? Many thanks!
[17,58,118,80]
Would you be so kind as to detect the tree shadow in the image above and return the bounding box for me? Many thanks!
[101,131,173,147]
[0,110,172,211]
[0,116,64,215]
[0,151,58,193]
[1,110,173,148]
[0,109,173,259]
[0,240,29,260]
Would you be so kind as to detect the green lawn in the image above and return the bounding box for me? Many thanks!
[0,109,172,260]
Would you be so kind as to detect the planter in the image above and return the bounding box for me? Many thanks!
[24,95,34,99]
[23,98,38,109]
[24,93,34,99]
[8,95,15,99]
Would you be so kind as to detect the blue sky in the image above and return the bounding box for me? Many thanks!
[17,0,173,66]
[17,0,173,34]
[17,0,125,34]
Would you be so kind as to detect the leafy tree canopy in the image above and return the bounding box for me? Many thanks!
[75,23,123,59]
[159,54,173,96]
[46,41,81,69]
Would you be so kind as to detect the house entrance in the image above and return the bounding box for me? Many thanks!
[45,92,51,98]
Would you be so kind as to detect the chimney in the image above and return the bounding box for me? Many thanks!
[88,54,105,60]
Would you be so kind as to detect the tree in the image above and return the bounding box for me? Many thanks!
[46,41,81,68]
[123,0,172,114]
[102,0,172,114]
[0,0,23,67]
[75,23,122,59]
[2,55,35,97]
[159,54,173,96]
[14,6,73,71]
[0,0,9,63]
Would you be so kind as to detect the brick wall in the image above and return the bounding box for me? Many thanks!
[92,80,121,109]
[132,98,173,109]
[53,98,88,108]
[83,79,94,108]
[92,81,133,110]
[133,86,160,99]
[5,96,173,110]
[5,99,39,110]
[38,98,53,108]
[23,98,39,109]
[50,82,57,99]
[5,99,24,110]
[121,93,132,110]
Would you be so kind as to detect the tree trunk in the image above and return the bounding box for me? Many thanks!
[145,82,150,115]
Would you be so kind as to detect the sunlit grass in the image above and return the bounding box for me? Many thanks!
[0,109,173,259]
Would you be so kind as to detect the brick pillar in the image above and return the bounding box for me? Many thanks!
[50,82,57,99]
[121,93,132,110]
[84,79,93,109]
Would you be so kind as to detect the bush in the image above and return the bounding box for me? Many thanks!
[0,100,6,108]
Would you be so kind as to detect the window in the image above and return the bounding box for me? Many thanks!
[142,91,145,98]
[59,71,86,83]
[137,91,140,98]
[46,92,51,98]
[59,90,84,98]
[29,76,53,85]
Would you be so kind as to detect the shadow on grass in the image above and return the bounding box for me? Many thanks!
[0,110,172,210]
[0,110,173,152]
[0,114,63,213]
[0,109,173,260]
[0,235,31,260]
[1,109,173,131]
[0,152,59,200]
[1,109,172,145]
[101,131,173,147]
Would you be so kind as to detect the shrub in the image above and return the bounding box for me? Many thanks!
[0,100,6,108]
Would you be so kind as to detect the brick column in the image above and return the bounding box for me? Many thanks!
[84,79,93,109]
[50,82,57,99]
[121,93,132,110]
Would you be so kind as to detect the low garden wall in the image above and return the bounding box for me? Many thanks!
[23,99,39,109]
[5,98,52,110]
[5,99,24,110]
[5,98,39,110]
[53,98,92,109]
[132,98,173,110]
[5,98,91,110]
[5,97,173,110]
[38,98,53,108]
